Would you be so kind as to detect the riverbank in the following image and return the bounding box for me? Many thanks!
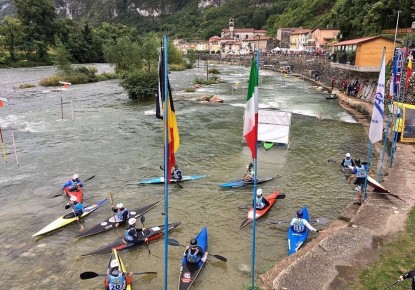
[259,80,415,289]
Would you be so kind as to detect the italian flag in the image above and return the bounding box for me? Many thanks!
[243,57,259,159]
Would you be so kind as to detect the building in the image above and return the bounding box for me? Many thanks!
[309,28,340,50]
[276,28,301,48]
[208,36,221,54]
[331,36,395,72]
[289,28,311,50]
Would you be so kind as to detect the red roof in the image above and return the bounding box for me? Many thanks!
[332,36,394,46]
[291,29,311,35]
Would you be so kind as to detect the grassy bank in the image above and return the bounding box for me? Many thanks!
[353,207,415,289]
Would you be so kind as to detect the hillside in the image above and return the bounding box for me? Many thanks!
[1,0,414,40]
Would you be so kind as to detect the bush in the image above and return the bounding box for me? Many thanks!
[208,68,220,74]
[120,68,158,100]
[169,63,187,71]
[18,83,36,89]
[184,87,196,92]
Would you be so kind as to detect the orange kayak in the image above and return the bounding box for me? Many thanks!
[64,186,83,203]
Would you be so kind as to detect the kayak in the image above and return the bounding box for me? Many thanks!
[33,198,108,237]
[74,200,161,238]
[179,227,208,290]
[138,175,206,185]
[82,222,182,256]
[219,177,274,188]
[240,191,280,228]
[287,206,309,255]
[64,186,83,202]
[106,248,132,290]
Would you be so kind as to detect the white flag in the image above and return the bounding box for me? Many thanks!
[369,54,385,143]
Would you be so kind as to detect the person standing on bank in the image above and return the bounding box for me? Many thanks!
[348,158,367,206]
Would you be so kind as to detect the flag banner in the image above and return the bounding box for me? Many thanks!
[0,100,3,108]
[406,56,413,90]
[369,53,385,144]
[156,43,180,181]
[392,49,403,97]
[243,57,259,159]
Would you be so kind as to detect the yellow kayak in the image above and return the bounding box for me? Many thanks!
[107,249,132,290]
[32,198,108,237]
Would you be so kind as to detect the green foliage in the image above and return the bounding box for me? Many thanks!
[355,207,415,289]
[53,40,72,74]
[120,68,158,101]
[18,83,35,89]
[103,37,143,72]
[208,68,220,74]
[0,16,24,60]
[194,76,221,85]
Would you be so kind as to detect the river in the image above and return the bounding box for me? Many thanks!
[0,62,371,289]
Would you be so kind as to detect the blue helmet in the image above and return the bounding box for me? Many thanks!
[296,210,303,218]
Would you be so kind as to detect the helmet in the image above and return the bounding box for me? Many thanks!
[256,189,263,196]
[296,210,303,218]
[247,163,253,169]
[128,218,136,225]
[110,260,120,269]
[190,238,197,246]
[116,203,124,209]
[73,174,79,180]
[70,196,77,202]
[345,153,351,158]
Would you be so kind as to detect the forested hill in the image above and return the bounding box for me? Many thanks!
[1,0,414,40]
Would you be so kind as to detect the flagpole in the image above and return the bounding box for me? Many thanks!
[393,11,402,50]
[0,127,7,163]
[250,50,260,289]
[162,35,169,290]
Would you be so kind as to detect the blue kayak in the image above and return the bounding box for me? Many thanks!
[219,177,274,188]
[179,227,208,290]
[138,175,206,185]
[287,206,309,255]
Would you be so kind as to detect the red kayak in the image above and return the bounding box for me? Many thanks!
[240,191,284,228]
[64,186,83,203]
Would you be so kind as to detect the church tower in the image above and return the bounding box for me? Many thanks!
[229,17,234,39]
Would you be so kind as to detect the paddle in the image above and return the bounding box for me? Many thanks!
[238,193,286,209]
[159,165,183,189]
[167,239,227,262]
[270,217,329,225]
[80,271,157,280]
[382,280,400,290]
[140,215,151,255]
[51,175,95,198]
[73,210,84,232]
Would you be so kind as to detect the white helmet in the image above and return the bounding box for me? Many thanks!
[70,196,77,202]
[256,189,263,196]
[128,218,136,225]
[110,260,120,269]
[116,203,124,209]
[73,174,79,180]
[345,153,351,158]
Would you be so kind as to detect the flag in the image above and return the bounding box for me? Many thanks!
[243,57,259,159]
[406,56,413,90]
[0,100,3,108]
[369,53,385,144]
[392,50,403,97]
[156,44,180,181]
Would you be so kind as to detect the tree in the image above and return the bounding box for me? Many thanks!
[0,16,24,60]
[14,0,56,60]
[54,40,72,74]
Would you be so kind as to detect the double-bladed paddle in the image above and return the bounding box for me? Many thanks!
[167,239,227,262]
[80,271,157,280]
[51,175,95,198]
[270,217,329,225]
[140,215,151,255]
[159,165,183,189]
[382,280,400,290]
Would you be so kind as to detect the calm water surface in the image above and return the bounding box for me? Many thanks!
[0,63,371,289]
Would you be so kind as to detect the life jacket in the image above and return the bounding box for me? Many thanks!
[124,227,136,242]
[255,196,265,209]
[186,248,201,264]
[355,165,367,178]
[343,158,353,167]
[107,273,126,290]
[71,202,83,216]
[116,208,129,222]
[292,218,306,233]
[70,180,79,191]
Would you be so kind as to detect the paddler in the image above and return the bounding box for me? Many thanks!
[253,189,270,210]
[171,164,183,181]
[243,163,254,182]
[104,259,133,290]
[112,203,129,227]
[348,158,367,206]
[340,153,355,171]
[290,209,319,233]
[65,196,83,218]
[184,238,207,264]
[123,218,148,244]
[62,174,83,192]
